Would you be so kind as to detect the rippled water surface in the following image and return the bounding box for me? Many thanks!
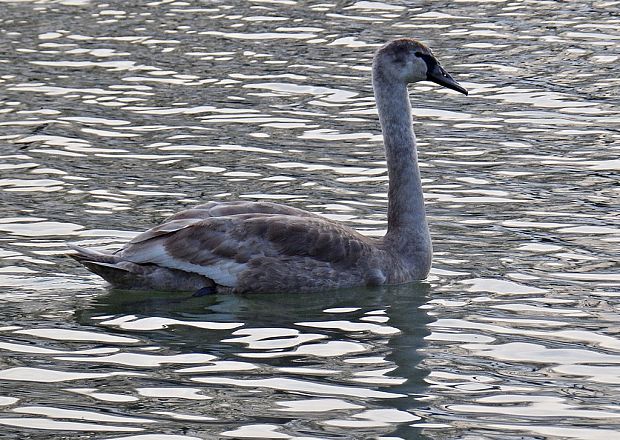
[1,0,619,439]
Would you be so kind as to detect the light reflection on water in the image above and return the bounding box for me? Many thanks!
[1,0,619,439]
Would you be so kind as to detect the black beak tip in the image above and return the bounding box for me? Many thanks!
[447,83,468,96]
[426,64,469,96]
[449,79,468,96]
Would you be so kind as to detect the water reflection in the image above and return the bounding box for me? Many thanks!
[0,284,432,438]
[1,0,619,438]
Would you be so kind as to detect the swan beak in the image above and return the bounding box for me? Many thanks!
[427,64,468,95]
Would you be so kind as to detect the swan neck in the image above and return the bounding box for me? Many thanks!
[373,73,430,259]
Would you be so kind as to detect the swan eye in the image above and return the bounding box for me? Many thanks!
[416,53,437,71]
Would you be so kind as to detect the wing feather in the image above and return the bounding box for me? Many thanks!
[129,219,201,244]
[117,211,374,288]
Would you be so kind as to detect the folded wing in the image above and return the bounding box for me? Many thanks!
[119,205,374,289]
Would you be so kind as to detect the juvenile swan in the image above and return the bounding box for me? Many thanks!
[69,39,468,293]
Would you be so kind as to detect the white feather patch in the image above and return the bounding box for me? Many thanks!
[121,242,245,287]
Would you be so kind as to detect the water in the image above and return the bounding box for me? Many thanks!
[1,0,619,438]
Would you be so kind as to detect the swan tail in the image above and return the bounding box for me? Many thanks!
[67,244,120,264]
[67,244,215,292]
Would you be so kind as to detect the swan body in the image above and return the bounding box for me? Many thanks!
[69,39,467,294]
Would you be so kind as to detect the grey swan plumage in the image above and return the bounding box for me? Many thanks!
[69,39,468,294]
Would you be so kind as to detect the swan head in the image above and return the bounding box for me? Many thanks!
[374,39,468,95]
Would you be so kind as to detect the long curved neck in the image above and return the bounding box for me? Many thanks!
[373,72,431,260]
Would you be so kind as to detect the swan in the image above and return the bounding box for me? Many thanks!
[69,38,467,294]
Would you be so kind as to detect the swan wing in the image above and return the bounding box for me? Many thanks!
[128,219,203,245]
[129,201,323,246]
[118,214,372,288]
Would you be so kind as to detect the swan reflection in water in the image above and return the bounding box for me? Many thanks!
[68,283,432,436]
